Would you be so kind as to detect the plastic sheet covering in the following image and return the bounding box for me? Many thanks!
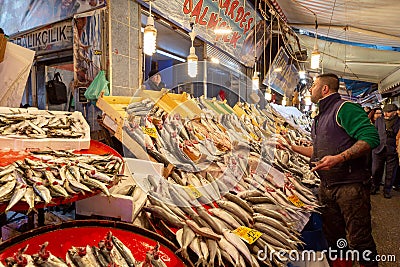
[0,42,35,107]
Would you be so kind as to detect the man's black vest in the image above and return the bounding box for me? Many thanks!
[373,116,400,155]
[311,93,369,187]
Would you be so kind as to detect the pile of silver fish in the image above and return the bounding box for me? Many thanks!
[3,232,166,267]
[0,151,123,213]
[122,97,320,266]
[142,164,320,267]
[123,100,318,185]
[0,111,87,139]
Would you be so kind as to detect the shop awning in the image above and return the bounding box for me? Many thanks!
[271,0,400,92]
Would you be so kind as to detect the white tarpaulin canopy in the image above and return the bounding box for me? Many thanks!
[271,0,400,93]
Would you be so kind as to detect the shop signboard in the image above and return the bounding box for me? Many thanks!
[263,47,298,96]
[141,0,267,67]
[0,0,106,37]
[9,21,73,55]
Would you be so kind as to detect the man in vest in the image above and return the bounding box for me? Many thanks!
[371,103,400,198]
[283,73,379,267]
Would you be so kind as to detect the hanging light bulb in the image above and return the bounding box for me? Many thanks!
[187,47,198,77]
[304,91,312,106]
[282,95,287,106]
[265,87,272,101]
[311,18,320,69]
[299,70,306,79]
[187,30,198,77]
[143,1,157,56]
[251,0,259,91]
[311,43,320,69]
[252,72,259,91]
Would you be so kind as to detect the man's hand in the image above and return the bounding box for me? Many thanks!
[276,138,290,150]
[311,154,344,172]
[275,134,292,150]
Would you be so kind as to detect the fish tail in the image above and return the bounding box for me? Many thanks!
[176,248,190,262]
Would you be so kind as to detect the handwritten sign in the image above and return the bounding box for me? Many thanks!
[232,226,262,244]
[288,195,305,208]
[184,185,202,199]
[142,127,158,138]
[141,0,266,67]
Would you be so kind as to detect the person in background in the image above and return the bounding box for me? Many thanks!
[371,104,400,198]
[143,69,166,91]
[371,107,382,124]
[278,73,379,267]
[366,107,383,184]
[364,106,372,114]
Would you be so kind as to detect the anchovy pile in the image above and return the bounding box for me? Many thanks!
[0,111,87,139]
[3,232,166,267]
[0,151,123,213]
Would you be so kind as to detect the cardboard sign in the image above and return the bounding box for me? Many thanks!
[142,127,158,138]
[232,226,262,244]
[288,194,305,208]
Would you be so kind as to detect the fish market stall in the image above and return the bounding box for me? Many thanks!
[0,220,190,267]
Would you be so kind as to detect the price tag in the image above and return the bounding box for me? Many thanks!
[249,132,259,140]
[184,185,202,199]
[288,195,304,207]
[232,226,262,244]
[142,127,158,138]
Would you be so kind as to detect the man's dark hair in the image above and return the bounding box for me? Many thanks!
[317,73,340,92]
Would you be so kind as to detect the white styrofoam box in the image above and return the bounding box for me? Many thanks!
[124,157,164,176]
[0,107,90,151]
[75,158,163,223]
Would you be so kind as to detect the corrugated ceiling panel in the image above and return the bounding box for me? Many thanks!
[274,0,400,47]
[205,45,247,74]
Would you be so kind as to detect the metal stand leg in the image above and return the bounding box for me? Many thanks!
[38,208,45,227]
[0,213,6,240]
[27,212,35,230]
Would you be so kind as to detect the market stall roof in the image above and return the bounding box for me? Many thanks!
[270,0,400,93]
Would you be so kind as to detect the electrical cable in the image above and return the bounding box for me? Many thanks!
[321,0,337,63]
[263,0,307,65]
[254,0,257,75]
[268,11,274,92]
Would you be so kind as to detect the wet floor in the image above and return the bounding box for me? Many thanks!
[369,189,400,266]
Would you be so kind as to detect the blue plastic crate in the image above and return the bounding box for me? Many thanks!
[300,213,328,251]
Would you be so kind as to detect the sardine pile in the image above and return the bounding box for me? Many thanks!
[3,232,166,267]
[0,111,87,139]
[0,151,123,213]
